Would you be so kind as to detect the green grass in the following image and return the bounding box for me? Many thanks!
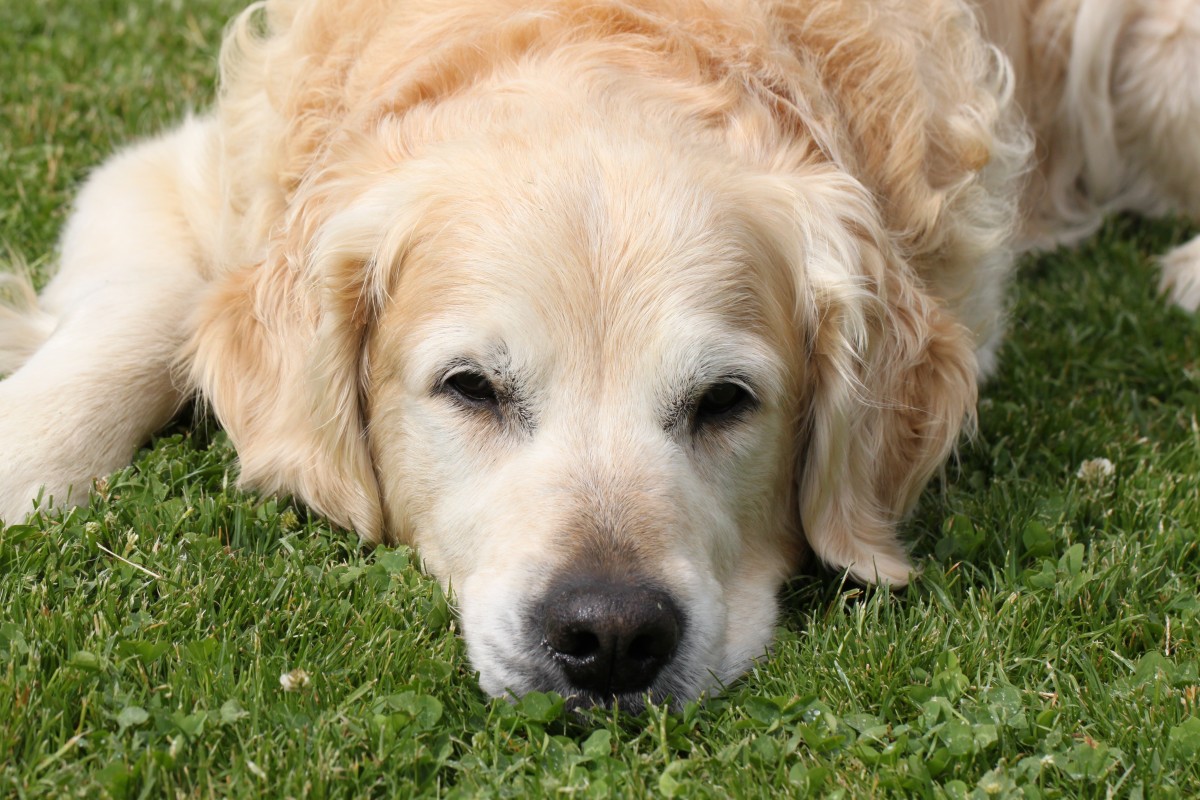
[3,1,1200,797]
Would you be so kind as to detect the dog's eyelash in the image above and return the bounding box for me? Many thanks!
[436,362,537,431]
[692,380,757,429]
[663,376,759,431]
[696,381,754,418]
[445,369,500,405]
[438,365,502,405]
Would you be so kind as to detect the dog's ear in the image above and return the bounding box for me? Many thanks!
[753,169,978,585]
[187,179,410,542]
[801,256,977,585]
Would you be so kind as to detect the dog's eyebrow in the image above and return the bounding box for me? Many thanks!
[434,341,512,383]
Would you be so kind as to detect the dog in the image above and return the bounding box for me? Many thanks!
[1,0,1197,709]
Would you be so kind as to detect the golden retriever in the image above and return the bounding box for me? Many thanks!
[1,0,1197,708]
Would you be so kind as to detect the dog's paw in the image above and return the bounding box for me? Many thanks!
[1159,235,1200,312]
[0,442,86,527]
[0,379,92,526]
[0,482,51,528]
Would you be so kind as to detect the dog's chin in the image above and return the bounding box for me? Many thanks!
[483,663,707,714]
[560,689,674,715]
[470,631,719,713]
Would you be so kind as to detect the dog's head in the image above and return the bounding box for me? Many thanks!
[193,83,976,709]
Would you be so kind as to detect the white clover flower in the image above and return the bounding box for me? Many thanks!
[279,668,310,692]
[1076,457,1114,483]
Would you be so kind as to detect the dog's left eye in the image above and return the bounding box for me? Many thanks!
[445,370,500,405]
[695,381,753,422]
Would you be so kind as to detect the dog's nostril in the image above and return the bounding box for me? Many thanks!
[541,579,682,697]
[554,628,601,659]
[628,630,671,662]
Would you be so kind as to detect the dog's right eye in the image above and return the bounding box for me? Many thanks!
[445,370,500,405]
[693,381,754,426]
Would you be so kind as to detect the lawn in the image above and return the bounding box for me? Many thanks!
[2,1,1199,797]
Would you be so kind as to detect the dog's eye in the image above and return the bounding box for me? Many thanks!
[695,381,752,422]
[446,370,499,405]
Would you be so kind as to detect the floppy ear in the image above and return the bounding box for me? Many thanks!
[760,170,978,585]
[186,180,410,542]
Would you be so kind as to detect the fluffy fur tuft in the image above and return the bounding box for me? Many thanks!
[0,268,55,377]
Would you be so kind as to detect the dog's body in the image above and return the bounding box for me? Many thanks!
[1,0,1197,707]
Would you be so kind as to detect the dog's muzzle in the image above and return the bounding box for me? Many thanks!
[537,577,683,702]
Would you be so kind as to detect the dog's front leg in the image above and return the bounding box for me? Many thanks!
[0,118,219,524]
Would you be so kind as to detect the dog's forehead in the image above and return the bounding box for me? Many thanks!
[397,248,779,391]
[380,143,794,385]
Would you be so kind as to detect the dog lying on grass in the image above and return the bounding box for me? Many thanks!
[1,0,1197,709]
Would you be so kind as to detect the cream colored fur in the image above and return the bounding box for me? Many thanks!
[976,0,1200,304]
[0,0,1196,703]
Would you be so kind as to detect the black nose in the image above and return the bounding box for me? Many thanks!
[541,579,682,696]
